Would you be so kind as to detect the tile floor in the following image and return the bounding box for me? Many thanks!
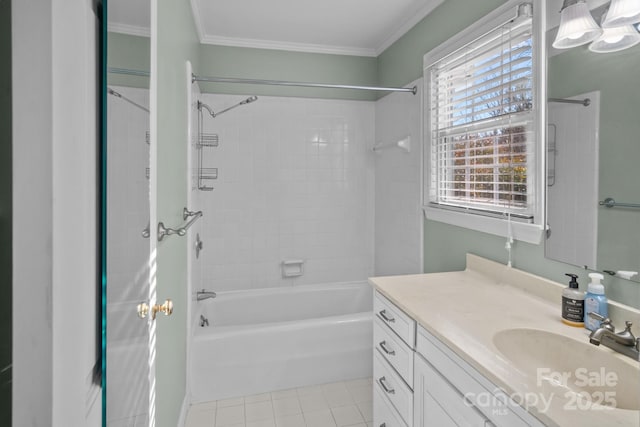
[185,378,373,427]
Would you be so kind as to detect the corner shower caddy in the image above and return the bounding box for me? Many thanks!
[196,102,219,191]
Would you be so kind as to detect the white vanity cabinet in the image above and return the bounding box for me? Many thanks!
[372,291,544,427]
[414,326,545,427]
[373,291,416,427]
[371,255,640,427]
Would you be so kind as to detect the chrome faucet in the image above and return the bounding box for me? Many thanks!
[196,289,217,301]
[588,312,640,360]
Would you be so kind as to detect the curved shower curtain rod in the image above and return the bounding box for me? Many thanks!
[107,67,417,95]
[192,74,417,95]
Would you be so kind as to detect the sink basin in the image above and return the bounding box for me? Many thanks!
[493,328,640,411]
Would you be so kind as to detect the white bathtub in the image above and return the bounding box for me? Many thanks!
[189,281,373,403]
[106,338,149,425]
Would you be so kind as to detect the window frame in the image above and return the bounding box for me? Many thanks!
[422,0,546,244]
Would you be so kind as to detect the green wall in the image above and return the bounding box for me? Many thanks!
[109,33,377,100]
[197,44,378,100]
[155,0,200,425]
[107,32,150,88]
[377,0,506,89]
[0,0,11,424]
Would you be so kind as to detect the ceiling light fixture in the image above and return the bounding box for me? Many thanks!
[602,0,640,27]
[553,0,603,49]
[589,8,640,52]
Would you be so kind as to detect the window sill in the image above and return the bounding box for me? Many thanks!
[423,205,544,245]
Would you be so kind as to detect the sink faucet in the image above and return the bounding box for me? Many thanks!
[196,289,217,301]
[588,313,640,360]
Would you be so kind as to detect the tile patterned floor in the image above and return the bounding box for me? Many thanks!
[185,378,373,427]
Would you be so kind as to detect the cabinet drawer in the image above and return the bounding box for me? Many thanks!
[374,317,414,388]
[415,353,488,427]
[374,385,408,427]
[416,326,535,427]
[374,291,416,348]
[374,351,413,427]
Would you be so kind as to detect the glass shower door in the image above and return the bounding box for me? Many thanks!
[105,85,154,427]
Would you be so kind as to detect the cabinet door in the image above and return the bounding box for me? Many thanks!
[374,352,413,426]
[420,391,458,427]
[374,386,409,427]
[414,354,488,427]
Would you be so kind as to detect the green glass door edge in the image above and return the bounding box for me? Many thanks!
[0,0,12,424]
[100,0,108,426]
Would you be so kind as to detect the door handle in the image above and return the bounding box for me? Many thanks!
[137,299,173,320]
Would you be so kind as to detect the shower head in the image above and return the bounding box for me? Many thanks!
[240,95,258,105]
[198,95,259,118]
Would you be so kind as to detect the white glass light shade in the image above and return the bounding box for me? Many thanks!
[589,25,640,52]
[553,2,603,49]
[602,0,640,27]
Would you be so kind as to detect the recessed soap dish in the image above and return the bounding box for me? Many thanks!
[281,259,304,278]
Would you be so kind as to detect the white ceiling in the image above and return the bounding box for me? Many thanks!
[108,0,445,56]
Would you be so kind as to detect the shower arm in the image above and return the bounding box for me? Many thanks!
[198,96,257,118]
[198,101,217,117]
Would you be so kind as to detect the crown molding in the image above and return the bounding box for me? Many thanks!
[107,22,150,38]
[189,0,206,42]
[200,34,378,57]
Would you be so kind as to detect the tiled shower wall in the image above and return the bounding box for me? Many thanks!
[374,80,423,276]
[192,94,375,291]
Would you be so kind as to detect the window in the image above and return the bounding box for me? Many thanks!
[423,1,545,243]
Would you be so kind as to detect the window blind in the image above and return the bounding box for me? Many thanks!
[428,9,535,220]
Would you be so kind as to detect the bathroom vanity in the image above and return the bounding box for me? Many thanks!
[370,254,640,427]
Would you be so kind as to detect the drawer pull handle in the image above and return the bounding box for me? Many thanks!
[379,309,395,323]
[379,341,395,356]
[378,376,395,394]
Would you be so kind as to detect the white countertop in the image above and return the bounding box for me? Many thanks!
[369,254,640,427]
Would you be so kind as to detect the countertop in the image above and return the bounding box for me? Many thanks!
[369,254,640,427]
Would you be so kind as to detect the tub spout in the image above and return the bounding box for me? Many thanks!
[197,289,217,301]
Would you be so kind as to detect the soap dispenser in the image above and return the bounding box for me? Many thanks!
[584,272,608,331]
[562,273,585,327]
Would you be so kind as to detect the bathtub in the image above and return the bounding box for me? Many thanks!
[106,337,149,425]
[189,281,373,403]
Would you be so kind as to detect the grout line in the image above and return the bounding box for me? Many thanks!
[189,378,372,427]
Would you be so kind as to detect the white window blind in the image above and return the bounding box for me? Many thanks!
[427,5,535,221]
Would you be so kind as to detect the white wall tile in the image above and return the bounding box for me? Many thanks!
[193,94,375,291]
[374,79,423,276]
